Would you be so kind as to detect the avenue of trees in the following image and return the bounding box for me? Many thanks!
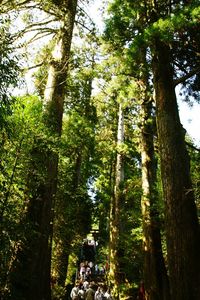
[0,0,200,300]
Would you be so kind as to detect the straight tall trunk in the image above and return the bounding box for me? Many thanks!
[53,68,94,288]
[9,2,77,300]
[54,240,70,287]
[151,38,200,300]
[53,152,82,287]
[140,95,170,300]
[109,103,124,299]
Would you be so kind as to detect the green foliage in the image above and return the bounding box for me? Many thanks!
[0,17,20,128]
[0,95,44,296]
[104,0,200,103]
[143,2,200,44]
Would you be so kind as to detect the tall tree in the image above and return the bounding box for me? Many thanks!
[8,1,78,299]
[148,2,200,300]
[104,1,200,299]
[140,80,170,300]
[103,3,170,298]
[151,33,200,300]
[133,45,170,300]
[109,103,125,298]
[52,42,97,291]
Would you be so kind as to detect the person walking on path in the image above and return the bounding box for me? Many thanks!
[95,285,104,300]
[78,285,85,299]
[85,282,95,300]
[70,281,80,300]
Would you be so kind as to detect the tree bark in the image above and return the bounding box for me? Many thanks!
[109,103,124,299]
[53,152,82,287]
[151,38,200,300]
[54,239,70,287]
[140,95,170,300]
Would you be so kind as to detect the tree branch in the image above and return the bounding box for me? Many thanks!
[14,17,58,34]
[75,20,95,33]
[24,62,44,70]
[174,67,200,87]
[186,141,200,152]
[23,30,56,45]
[13,26,57,44]
[77,4,95,26]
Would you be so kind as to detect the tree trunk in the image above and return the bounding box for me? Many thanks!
[9,2,77,300]
[140,95,170,300]
[109,103,124,299]
[52,65,95,290]
[54,239,70,287]
[151,38,200,300]
[53,152,82,287]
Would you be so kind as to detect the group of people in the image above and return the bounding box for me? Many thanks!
[70,238,112,299]
[78,261,106,281]
[70,280,113,300]
[79,261,93,281]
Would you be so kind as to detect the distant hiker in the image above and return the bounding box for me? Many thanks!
[95,285,103,300]
[95,264,99,275]
[86,265,91,280]
[89,261,94,269]
[80,262,86,280]
[78,285,85,299]
[85,282,95,300]
[83,279,89,291]
[70,281,80,300]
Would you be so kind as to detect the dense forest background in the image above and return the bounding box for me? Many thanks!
[0,0,200,300]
